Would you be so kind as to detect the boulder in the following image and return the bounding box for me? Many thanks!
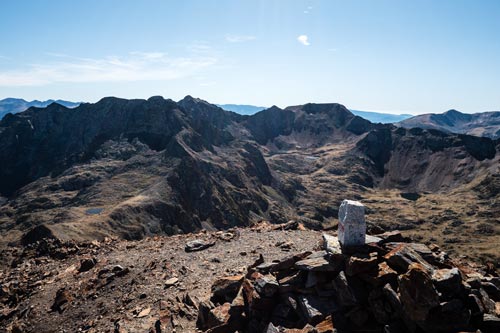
[431,267,463,299]
[423,299,471,332]
[398,263,440,322]
[345,252,378,276]
[384,244,434,273]
[331,271,357,308]
[211,275,244,304]
[254,274,279,297]
[207,302,231,328]
[196,300,215,330]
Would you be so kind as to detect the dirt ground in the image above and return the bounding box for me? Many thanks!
[1,226,325,333]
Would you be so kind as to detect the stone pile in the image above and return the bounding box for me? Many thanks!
[197,232,500,332]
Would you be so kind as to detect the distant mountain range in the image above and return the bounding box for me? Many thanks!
[217,104,267,115]
[219,104,413,123]
[3,99,499,139]
[349,110,413,123]
[0,98,80,119]
[397,109,500,139]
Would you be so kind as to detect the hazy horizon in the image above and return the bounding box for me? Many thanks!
[1,0,500,115]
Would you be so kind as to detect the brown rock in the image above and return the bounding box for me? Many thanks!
[315,315,334,333]
[207,302,231,328]
[78,257,97,272]
[51,288,72,314]
[376,262,398,286]
[242,278,274,314]
[384,244,434,273]
[295,252,339,272]
[196,300,215,330]
[210,275,244,304]
[345,252,378,276]
[282,324,316,333]
[431,267,463,298]
[399,263,440,322]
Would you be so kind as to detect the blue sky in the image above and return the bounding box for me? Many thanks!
[1,0,499,114]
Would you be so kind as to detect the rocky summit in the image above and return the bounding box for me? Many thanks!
[0,223,499,332]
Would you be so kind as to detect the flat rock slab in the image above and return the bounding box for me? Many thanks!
[365,235,383,244]
[295,256,337,272]
[185,239,216,252]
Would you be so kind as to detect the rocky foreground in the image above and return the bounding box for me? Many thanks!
[0,222,499,333]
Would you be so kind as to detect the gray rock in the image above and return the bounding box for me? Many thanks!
[365,234,383,244]
[295,255,337,272]
[185,239,216,252]
[322,234,342,254]
[298,295,337,324]
[338,200,366,247]
[332,271,357,307]
[254,275,279,297]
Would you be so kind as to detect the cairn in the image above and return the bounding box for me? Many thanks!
[197,200,500,333]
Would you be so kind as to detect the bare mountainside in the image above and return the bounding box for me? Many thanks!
[397,109,500,139]
[0,96,498,265]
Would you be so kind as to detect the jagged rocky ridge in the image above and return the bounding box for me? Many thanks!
[0,96,498,264]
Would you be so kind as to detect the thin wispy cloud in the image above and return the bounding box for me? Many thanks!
[225,34,256,43]
[297,35,310,46]
[0,52,217,87]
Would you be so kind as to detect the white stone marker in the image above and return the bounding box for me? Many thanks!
[338,200,366,247]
